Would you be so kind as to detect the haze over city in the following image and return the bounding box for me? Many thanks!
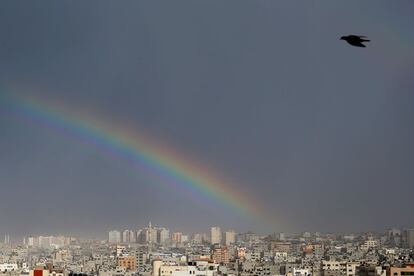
[0,1,414,239]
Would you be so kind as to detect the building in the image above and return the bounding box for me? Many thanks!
[270,241,292,253]
[360,236,378,250]
[321,261,347,275]
[27,236,39,247]
[134,248,147,269]
[118,256,137,271]
[109,230,122,243]
[192,233,203,244]
[225,230,236,246]
[143,222,158,244]
[172,232,182,243]
[386,264,414,276]
[158,228,170,244]
[0,263,18,272]
[153,260,218,276]
[123,230,136,243]
[39,236,51,248]
[3,235,10,244]
[116,245,127,257]
[211,227,222,245]
[403,229,414,248]
[357,265,386,276]
[211,245,229,264]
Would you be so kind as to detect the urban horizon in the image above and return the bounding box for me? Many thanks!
[3,224,414,244]
[1,1,414,276]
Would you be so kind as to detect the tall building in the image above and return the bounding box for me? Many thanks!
[172,232,182,243]
[225,230,236,246]
[181,234,189,243]
[39,236,51,248]
[143,221,157,244]
[136,229,144,243]
[211,227,222,245]
[109,230,122,243]
[158,228,170,244]
[123,229,136,243]
[192,233,203,244]
[27,236,37,247]
[134,247,147,269]
[402,229,414,248]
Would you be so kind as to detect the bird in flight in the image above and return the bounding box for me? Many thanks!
[340,35,370,47]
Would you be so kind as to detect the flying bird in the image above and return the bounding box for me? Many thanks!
[340,35,370,48]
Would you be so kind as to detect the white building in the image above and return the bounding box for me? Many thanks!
[192,234,203,244]
[153,260,218,276]
[293,268,312,276]
[39,236,51,248]
[109,230,122,243]
[361,237,378,250]
[123,229,136,243]
[321,261,347,274]
[116,245,126,257]
[181,235,189,243]
[274,252,288,263]
[27,236,38,247]
[0,263,18,272]
[225,230,236,246]
[158,228,170,244]
[211,227,222,245]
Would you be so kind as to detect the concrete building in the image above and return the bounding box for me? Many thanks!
[225,230,236,246]
[210,227,222,245]
[158,228,170,244]
[0,263,18,272]
[134,248,147,269]
[321,261,347,275]
[387,264,414,276]
[211,245,229,264]
[270,241,292,253]
[109,230,122,244]
[172,232,182,243]
[153,260,218,276]
[192,233,203,244]
[361,237,378,250]
[116,245,127,257]
[402,229,414,248]
[143,222,158,244]
[123,230,136,243]
[118,256,137,271]
[27,236,39,247]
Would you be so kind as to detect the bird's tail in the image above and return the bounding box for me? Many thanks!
[362,39,370,42]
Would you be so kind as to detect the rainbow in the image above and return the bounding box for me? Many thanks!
[0,93,266,222]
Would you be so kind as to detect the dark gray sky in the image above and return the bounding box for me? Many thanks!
[0,1,413,238]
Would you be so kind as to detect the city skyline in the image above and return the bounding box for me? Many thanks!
[0,225,413,276]
[1,1,414,236]
[2,223,414,243]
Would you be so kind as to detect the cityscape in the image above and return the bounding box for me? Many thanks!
[1,1,414,276]
[0,224,413,276]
